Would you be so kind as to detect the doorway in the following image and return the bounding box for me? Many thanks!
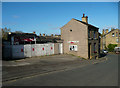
[88,43,92,59]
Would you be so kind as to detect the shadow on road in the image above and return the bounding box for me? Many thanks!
[2,57,25,61]
[99,53,107,58]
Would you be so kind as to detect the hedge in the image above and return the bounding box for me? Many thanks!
[107,44,117,52]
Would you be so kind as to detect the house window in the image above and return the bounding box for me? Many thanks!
[112,33,115,37]
[69,45,77,51]
[116,38,119,43]
[70,29,72,32]
[88,30,90,38]
[116,32,118,37]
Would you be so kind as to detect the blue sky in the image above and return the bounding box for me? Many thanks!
[2,2,118,35]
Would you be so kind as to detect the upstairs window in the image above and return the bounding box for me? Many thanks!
[88,30,90,38]
[112,33,115,37]
[116,38,119,43]
[116,32,118,37]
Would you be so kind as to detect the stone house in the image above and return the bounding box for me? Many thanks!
[101,29,120,50]
[60,14,100,59]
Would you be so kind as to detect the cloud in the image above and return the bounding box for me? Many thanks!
[12,15,20,18]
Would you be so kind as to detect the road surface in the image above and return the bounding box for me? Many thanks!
[3,54,118,86]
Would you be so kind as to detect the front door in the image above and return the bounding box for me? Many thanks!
[88,43,92,59]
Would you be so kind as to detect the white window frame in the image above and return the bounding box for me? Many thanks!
[112,33,115,37]
[116,38,119,43]
[69,45,78,51]
[116,32,118,37]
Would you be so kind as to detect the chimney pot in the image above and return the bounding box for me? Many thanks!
[102,29,105,35]
[105,29,109,34]
[33,31,35,34]
[51,34,53,36]
[111,28,115,31]
[43,34,45,36]
[40,33,41,36]
[83,13,85,17]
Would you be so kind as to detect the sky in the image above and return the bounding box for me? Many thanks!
[118,1,120,29]
[2,2,118,35]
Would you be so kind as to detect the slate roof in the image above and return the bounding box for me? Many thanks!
[9,32,37,37]
[103,29,120,37]
[73,18,99,29]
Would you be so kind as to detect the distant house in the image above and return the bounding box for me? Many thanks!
[7,32,37,45]
[101,29,120,49]
[6,31,63,45]
[37,34,63,43]
[61,14,100,59]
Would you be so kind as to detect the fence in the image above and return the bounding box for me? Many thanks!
[3,43,63,59]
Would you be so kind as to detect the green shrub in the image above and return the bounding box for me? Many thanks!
[107,44,117,52]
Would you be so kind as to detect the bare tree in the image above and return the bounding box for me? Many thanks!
[1,27,11,40]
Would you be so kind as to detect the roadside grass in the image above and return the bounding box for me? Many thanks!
[77,56,87,60]
[71,54,75,56]
[108,52,116,54]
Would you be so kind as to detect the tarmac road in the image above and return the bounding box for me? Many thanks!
[2,54,118,86]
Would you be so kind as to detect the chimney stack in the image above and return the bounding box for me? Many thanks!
[83,13,85,17]
[40,33,41,36]
[111,28,115,31]
[102,29,105,35]
[43,33,45,36]
[82,13,88,23]
[33,31,36,34]
[51,34,53,37]
[105,29,109,34]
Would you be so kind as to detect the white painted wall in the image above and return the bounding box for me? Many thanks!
[24,44,32,58]
[59,43,63,54]
[31,44,36,57]
[3,43,61,59]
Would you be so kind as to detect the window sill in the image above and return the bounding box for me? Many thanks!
[94,38,98,40]
[69,50,78,52]
[88,38,93,40]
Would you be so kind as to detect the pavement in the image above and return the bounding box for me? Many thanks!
[2,54,107,67]
[2,54,81,67]
[2,54,107,84]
